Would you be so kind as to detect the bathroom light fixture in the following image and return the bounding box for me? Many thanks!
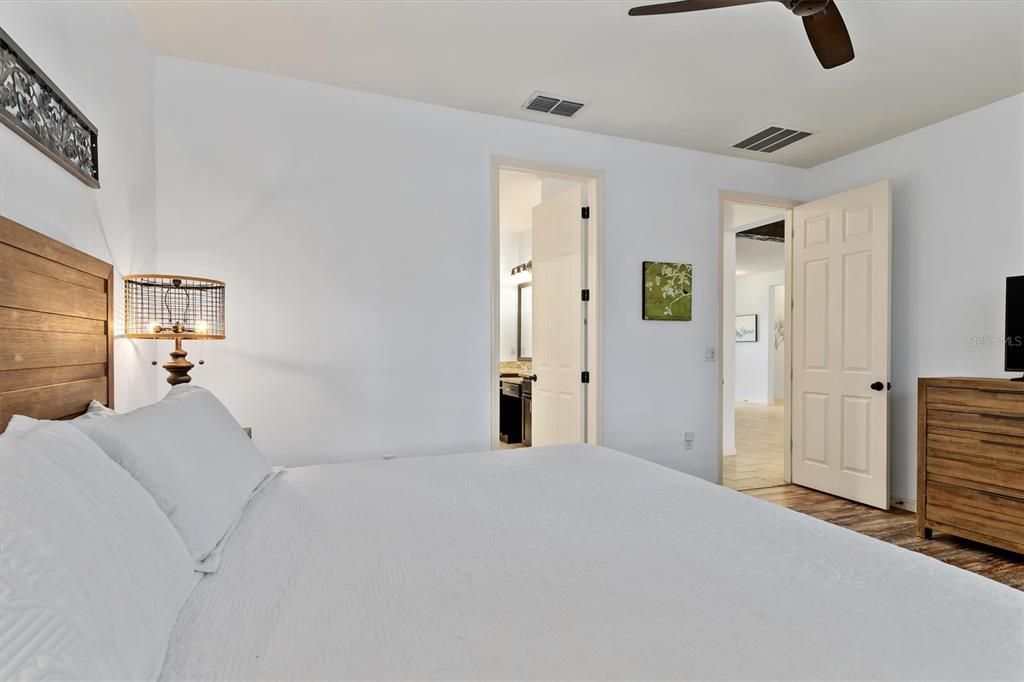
[124,275,225,385]
[511,260,532,280]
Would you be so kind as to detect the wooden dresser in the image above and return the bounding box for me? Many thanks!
[918,378,1024,554]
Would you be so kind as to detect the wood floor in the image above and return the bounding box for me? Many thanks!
[723,403,785,490]
[748,484,1024,590]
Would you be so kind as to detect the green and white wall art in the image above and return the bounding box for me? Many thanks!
[642,261,693,321]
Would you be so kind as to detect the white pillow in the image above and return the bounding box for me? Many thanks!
[3,400,114,434]
[0,421,195,680]
[73,385,272,565]
[81,399,116,418]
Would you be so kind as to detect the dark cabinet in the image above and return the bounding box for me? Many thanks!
[499,378,533,446]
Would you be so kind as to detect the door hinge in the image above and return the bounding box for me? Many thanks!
[581,371,590,384]
[581,207,590,220]
[581,288,590,302]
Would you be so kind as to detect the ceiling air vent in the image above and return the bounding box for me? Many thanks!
[733,125,813,153]
[523,92,587,118]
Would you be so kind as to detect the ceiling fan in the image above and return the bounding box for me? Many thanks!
[628,0,855,69]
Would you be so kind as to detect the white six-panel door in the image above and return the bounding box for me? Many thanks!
[531,185,584,446]
[791,179,892,509]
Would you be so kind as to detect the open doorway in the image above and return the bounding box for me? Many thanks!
[491,159,602,451]
[719,193,797,491]
[729,216,787,489]
[718,182,893,509]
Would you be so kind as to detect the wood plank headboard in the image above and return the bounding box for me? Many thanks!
[0,215,115,431]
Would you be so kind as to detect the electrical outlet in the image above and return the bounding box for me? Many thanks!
[684,431,695,450]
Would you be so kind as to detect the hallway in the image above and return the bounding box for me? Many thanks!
[723,402,785,491]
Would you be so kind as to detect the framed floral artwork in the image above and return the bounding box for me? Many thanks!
[736,314,759,342]
[642,261,693,321]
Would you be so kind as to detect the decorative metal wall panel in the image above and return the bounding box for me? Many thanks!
[0,28,99,187]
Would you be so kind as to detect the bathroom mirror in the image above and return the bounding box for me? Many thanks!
[518,282,532,361]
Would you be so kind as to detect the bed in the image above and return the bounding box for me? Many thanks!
[157,445,1022,680]
[2,217,1022,680]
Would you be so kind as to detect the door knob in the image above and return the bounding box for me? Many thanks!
[870,381,884,391]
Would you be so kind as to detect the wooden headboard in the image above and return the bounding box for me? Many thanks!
[0,215,115,430]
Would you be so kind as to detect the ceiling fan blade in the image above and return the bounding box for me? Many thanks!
[628,0,776,17]
[802,1,855,68]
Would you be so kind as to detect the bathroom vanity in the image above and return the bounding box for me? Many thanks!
[499,376,533,446]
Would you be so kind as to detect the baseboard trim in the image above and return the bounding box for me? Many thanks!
[889,495,917,513]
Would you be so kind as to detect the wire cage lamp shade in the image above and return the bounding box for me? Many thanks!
[124,275,225,340]
[124,274,225,386]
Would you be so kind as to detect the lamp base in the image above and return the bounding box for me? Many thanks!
[163,338,194,386]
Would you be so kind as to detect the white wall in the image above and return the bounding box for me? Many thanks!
[154,57,804,477]
[0,0,158,410]
[3,7,1018,503]
[734,269,785,404]
[541,178,579,202]
[800,93,1024,503]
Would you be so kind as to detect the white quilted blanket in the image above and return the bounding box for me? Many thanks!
[161,444,1024,680]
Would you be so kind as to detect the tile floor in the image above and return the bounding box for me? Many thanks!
[723,402,785,491]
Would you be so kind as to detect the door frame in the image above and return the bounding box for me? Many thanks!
[717,190,800,486]
[490,156,604,449]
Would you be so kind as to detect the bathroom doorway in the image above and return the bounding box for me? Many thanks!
[491,159,602,450]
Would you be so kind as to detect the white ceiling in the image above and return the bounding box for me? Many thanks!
[129,0,1024,168]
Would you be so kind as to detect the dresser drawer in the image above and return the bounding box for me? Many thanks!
[926,429,1024,494]
[918,378,1024,553]
[926,408,1024,438]
[926,481,1024,547]
[927,387,1024,418]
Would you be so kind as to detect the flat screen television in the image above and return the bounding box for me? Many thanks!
[1008,275,1024,379]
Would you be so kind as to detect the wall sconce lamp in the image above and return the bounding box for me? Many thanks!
[124,275,225,385]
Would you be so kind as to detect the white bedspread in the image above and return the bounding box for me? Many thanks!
[161,445,1023,680]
